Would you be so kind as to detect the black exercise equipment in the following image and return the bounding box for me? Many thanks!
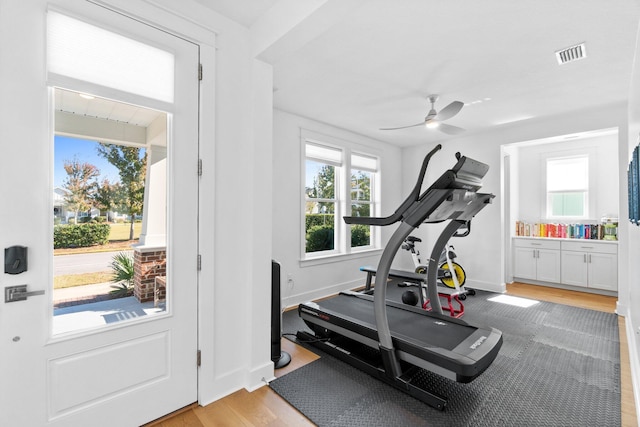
[297,145,502,410]
[360,264,466,318]
[271,260,291,369]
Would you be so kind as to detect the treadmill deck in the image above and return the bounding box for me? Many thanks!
[299,292,502,382]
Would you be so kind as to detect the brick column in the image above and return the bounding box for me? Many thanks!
[133,246,166,303]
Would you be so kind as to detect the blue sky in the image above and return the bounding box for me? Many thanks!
[54,136,121,188]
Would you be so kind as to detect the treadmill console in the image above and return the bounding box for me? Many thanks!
[426,155,489,194]
[452,156,489,191]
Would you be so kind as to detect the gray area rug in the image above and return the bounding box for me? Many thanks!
[272,289,620,427]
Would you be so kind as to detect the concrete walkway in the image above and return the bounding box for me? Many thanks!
[53,296,164,335]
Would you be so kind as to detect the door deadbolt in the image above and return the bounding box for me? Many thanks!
[4,285,44,303]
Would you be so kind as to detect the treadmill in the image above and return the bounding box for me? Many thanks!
[297,145,502,410]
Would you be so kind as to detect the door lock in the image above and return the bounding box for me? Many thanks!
[4,285,44,303]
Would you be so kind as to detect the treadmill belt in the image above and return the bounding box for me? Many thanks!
[318,294,476,351]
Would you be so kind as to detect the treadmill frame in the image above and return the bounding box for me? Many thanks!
[297,145,502,410]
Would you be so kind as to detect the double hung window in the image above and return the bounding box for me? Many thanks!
[303,135,379,258]
[546,155,589,218]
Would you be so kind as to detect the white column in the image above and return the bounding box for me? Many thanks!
[138,146,167,247]
[138,114,167,248]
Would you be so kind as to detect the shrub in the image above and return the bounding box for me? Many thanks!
[109,252,135,298]
[306,224,334,252]
[305,214,335,231]
[351,224,370,247]
[53,223,111,248]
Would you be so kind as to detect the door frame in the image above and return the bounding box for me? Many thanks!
[89,0,219,407]
[0,1,217,424]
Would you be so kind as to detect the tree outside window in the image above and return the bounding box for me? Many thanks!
[305,160,336,253]
[303,141,378,256]
[350,169,372,247]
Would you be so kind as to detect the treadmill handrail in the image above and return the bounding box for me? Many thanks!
[343,144,442,225]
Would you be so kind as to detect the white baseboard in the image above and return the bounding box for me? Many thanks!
[246,361,274,391]
[623,308,640,426]
[465,279,506,294]
[282,278,362,309]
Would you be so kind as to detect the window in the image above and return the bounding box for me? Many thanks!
[350,153,377,248]
[546,156,588,218]
[303,137,379,258]
[305,143,340,254]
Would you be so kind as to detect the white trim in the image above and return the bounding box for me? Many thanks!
[87,0,220,409]
[623,307,640,427]
[302,133,381,260]
[283,277,364,310]
[540,146,598,221]
[299,248,383,268]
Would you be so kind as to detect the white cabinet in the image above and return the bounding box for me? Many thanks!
[512,237,618,293]
[560,241,618,291]
[513,239,561,282]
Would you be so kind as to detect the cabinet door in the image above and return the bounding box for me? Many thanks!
[561,251,588,287]
[588,252,618,291]
[537,249,561,283]
[513,247,536,280]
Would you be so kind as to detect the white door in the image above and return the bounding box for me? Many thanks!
[588,252,618,291]
[535,248,561,283]
[561,251,588,287]
[0,2,200,426]
[513,247,536,280]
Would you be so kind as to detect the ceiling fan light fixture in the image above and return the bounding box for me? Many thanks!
[426,121,439,129]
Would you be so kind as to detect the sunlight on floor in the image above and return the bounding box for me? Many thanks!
[488,294,540,308]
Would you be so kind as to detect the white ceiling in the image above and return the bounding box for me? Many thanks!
[55,88,163,127]
[199,0,640,147]
[192,0,279,27]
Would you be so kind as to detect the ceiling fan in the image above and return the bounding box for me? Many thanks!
[380,95,465,135]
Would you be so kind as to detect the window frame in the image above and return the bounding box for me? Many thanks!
[349,152,378,252]
[542,150,596,221]
[301,130,381,262]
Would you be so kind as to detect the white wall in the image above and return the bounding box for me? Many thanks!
[272,109,403,308]
[514,134,619,225]
[625,10,640,419]
[401,103,627,294]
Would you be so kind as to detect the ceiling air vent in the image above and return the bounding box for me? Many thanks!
[555,43,586,65]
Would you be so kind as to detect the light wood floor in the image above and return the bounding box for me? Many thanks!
[147,283,637,427]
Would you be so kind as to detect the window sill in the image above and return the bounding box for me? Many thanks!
[299,248,383,268]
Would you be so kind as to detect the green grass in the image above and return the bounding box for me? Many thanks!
[54,271,113,289]
[52,222,142,288]
[108,222,142,241]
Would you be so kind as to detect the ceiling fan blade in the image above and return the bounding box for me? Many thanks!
[379,121,425,131]
[438,123,466,135]
[435,101,464,121]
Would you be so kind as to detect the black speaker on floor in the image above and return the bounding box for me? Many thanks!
[271,260,291,369]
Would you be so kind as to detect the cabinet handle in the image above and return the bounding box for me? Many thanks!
[583,254,587,263]
[580,246,594,249]
[588,254,592,263]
